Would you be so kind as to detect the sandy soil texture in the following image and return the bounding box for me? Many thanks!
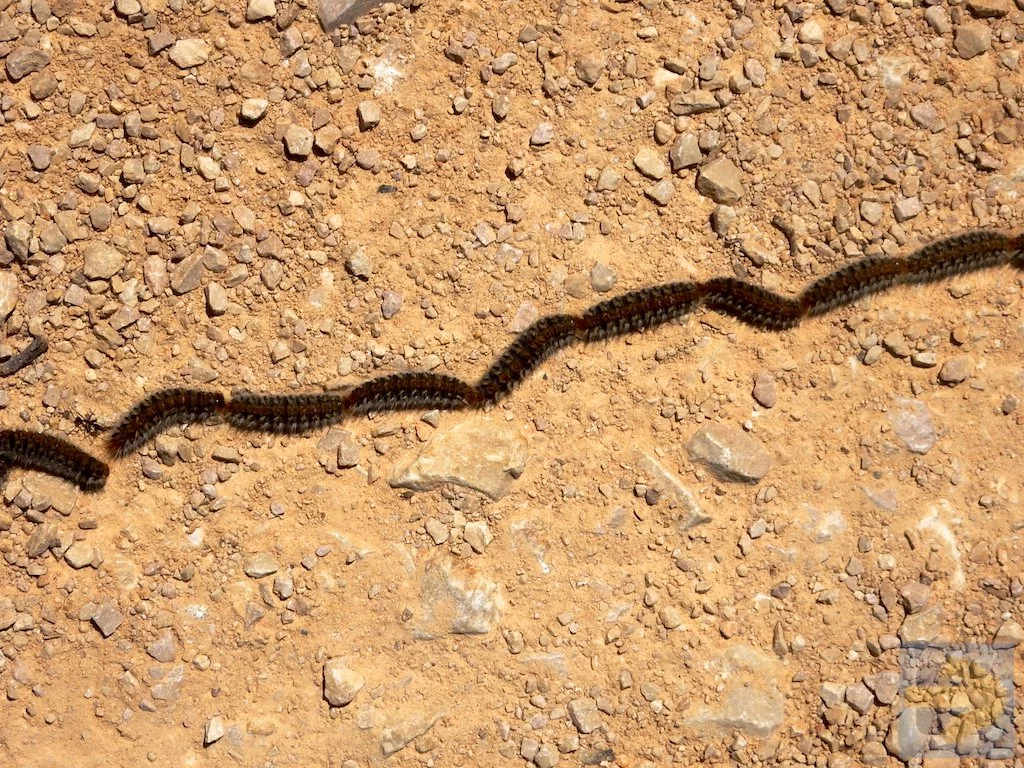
[0,0,1022,766]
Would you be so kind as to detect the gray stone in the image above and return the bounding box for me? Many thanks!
[900,581,931,614]
[169,250,205,294]
[244,553,278,578]
[596,167,622,192]
[323,658,364,706]
[898,603,944,646]
[864,670,900,705]
[146,631,176,662]
[115,0,142,16]
[463,521,493,553]
[345,248,372,278]
[669,133,701,171]
[885,707,934,762]
[633,147,667,180]
[938,356,970,384]
[893,196,923,222]
[687,424,771,482]
[26,523,58,558]
[27,145,54,171]
[752,372,777,408]
[889,398,935,455]
[390,418,528,500]
[993,619,1023,648]
[490,52,518,74]
[846,682,874,714]
[204,716,226,745]
[63,542,94,568]
[669,90,719,115]
[416,557,503,637]
[205,282,228,316]
[6,46,50,81]
[533,744,558,768]
[91,602,124,637]
[381,290,403,319]
[530,123,554,147]
[196,156,220,180]
[696,157,744,203]
[151,664,185,701]
[575,55,605,85]
[67,122,95,149]
[924,6,951,32]
[356,100,380,131]
[682,646,787,738]
[637,453,709,529]
[5,220,31,260]
[590,262,617,292]
[645,179,675,206]
[317,0,383,31]
[168,39,211,68]
[860,200,885,225]
[283,124,313,157]
[910,102,938,129]
[246,0,275,21]
[967,0,1011,17]
[0,272,17,322]
[83,242,124,279]
[381,712,441,757]
[568,699,602,734]
[240,98,269,122]
[954,22,992,58]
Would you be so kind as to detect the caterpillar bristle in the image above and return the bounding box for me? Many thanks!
[0,429,108,491]
[342,372,477,415]
[474,315,579,404]
[107,388,226,457]
[226,391,348,434]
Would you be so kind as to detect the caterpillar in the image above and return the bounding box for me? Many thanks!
[0,429,108,491]
[62,228,1022,459]
[107,388,227,457]
[0,336,48,377]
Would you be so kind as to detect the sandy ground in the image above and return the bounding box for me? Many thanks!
[0,0,1022,766]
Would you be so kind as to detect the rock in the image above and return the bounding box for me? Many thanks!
[345,248,372,278]
[323,659,364,706]
[530,123,554,147]
[490,52,518,74]
[168,39,211,68]
[924,6,951,32]
[83,242,124,279]
[900,581,931,614]
[575,55,605,85]
[893,196,923,222]
[533,744,558,768]
[884,707,934,762]
[6,46,50,81]
[568,699,602,734]
[5,220,31,260]
[860,200,885,225]
[146,631,176,662]
[91,602,124,637]
[992,619,1023,648]
[244,553,278,578]
[633,147,667,180]
[425,519,449,544]
[938,356,970,384]
[151,664,185,701]
[27,145,54,171]
[63,542,94,569]
[954,22,992,58]
[206,283,228,316]
[381,712,442,757]
[687,424,771,482]
[0,272,19,321]
[240,98,269,122]
[596,167,622,192]
[416,557,503,637]
[317,0,384,32]
[889,398,936,455]
[356,100,380,131]
[910,102,937,129]
[645,179,675,206]
[864,670,900,705]
[381,290,403,319]
[752,372,777,408]
[170,250,205,294]
[26,523,58,558]
[283,124,314,157]
[898,603,944,646]
[966,0,1010,17]
[463,521,493,553]
[390,418,528,500]
[669,133,701,171]
[669,90,719,115]
[846,682,874,714]
[196,156,220,180]
[659,605,684,629]
[246,0,275,21]
[682,645,787,738]
[696,157,744,203]
[637,453,709,529]
[204,716,226,745]
[590,262,617,292]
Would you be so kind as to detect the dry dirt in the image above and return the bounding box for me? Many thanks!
[0,0,1023,766]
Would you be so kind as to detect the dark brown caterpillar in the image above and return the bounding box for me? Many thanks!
[107,388,226,457]
[100,229,1022,454]
[475,315,581,405]
[225,391,348,434]
[0,429,108,491]
[341,372,477,414]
